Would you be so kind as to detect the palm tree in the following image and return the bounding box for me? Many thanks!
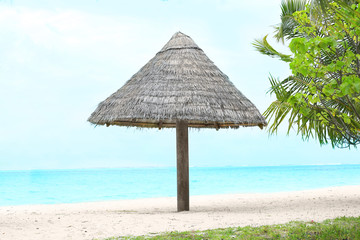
[253,0,360,148]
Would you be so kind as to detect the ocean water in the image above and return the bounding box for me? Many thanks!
[0,164,360,206]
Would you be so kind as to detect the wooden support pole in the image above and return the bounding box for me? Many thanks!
[176,120,189,211]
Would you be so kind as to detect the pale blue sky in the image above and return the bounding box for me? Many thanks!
[0,0,358,170]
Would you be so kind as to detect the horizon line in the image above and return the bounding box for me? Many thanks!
[1,163,358,172]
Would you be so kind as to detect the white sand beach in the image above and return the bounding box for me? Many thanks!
[1,185,360,240]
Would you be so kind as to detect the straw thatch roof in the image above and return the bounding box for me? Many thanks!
[88,32,267,129]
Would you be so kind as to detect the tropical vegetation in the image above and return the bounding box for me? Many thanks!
[253,0,360,148]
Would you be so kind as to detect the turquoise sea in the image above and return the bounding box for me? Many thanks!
[1,164,360,206]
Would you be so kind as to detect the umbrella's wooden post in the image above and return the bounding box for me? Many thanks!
[176,120,189,211]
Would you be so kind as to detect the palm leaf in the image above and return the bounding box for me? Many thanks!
[252,35,293,62]
[275,0,308,42]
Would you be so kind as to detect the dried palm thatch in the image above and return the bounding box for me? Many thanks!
[88,32,267,129]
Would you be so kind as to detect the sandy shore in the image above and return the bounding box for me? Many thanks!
[1,185,360,240]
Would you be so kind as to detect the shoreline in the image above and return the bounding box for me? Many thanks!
[2,183,359,208]
[1,183,360,207]
[1,185,360,240]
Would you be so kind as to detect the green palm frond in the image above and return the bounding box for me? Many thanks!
[264,96,339,146]
[263,100,293,134]
[264,72,360,147]
[252,35,293,62]
[275,0,308,42]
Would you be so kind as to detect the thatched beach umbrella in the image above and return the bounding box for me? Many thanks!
[88,32,267,211]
